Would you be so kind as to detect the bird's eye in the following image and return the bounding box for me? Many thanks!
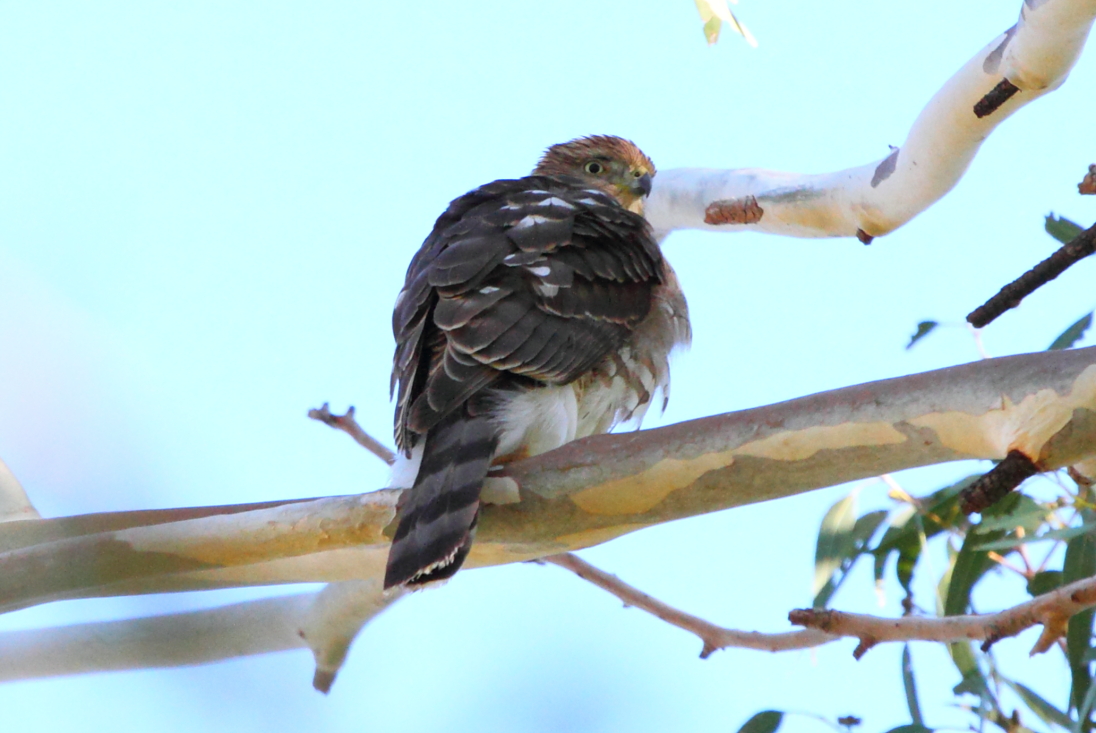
[632,170,644,178]
[584,161,604,174]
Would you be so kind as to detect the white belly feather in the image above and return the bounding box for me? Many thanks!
[389,265,690,490]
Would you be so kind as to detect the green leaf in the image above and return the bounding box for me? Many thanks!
[815,510,888,608]
[881,727,932,733]
[945,521,1000,617]
[873,513,923,596]
[1064,522,1096,713]
[813,492,858,605]
[737,711,783,733]
[1027,570,1064,597]
[906,321,938,350]
[1048,312,1093,351]
[1077,684,1096,733]
[973,495,1049,533]
[872,476,978,598]
[945,493,1028,617]
[976,522,1095,552]
[902,645,924,726]
[1002,679,1072,730]
[1045,213,1084,244]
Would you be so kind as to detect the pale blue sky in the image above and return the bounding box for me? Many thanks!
[1,2,1095,732]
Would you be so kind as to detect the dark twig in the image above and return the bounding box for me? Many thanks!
[308,403,396,465]
[959,450,1040,515]
[973,78,1020,119]
[966,219,1096,328]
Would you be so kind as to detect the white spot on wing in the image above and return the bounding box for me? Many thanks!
[526,265,551,277]
[512,215,550,230]
[479,286,501,294]
[536,196,575,209]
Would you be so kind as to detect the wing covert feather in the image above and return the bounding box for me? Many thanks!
[391,175,662,452]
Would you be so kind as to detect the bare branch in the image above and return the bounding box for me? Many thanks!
[308,403,395,465]
[646,0,1096,241]
[543,553,836,657]
[790,572,1096,658]
[967,219,1096,328]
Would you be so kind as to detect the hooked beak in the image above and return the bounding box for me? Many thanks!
[631,173,653,198]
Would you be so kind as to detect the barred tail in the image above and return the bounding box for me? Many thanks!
[383,407,498,589]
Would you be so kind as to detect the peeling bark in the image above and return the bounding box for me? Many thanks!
[2,348,1095,615]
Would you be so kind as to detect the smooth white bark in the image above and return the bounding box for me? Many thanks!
[0,581,403,690]
[646,0,1096,240]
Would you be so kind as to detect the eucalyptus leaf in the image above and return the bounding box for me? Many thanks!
[813,492,858,604]
[1027,570,1064,597]
[902,645,924,725]
[1064,522,1096,713]
[1002,679,1072,729]
[945,497,1013,616]
[1048,312,1093,351]
[906,321,938,350]
[976,523,1095,552]
[973,496,1048,533]
[737,710,783,733]
[1045,213,1084,244]
[1078,683,1096,733]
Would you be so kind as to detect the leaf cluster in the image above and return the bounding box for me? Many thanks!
[744,212,1096,733]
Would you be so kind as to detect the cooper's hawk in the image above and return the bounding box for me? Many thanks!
[385,135,690,589]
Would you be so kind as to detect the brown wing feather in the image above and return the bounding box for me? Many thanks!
[391,175,662,454]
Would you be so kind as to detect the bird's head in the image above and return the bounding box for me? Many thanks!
[533,135,656,214]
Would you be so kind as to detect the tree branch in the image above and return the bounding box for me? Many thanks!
[307,403,396,465]
[789,571,1096,658]
[2,347,1095,613]
[0,593,317,682]
[646,0,1096,241]
[967,219,1096,328]
[543,553,836,657]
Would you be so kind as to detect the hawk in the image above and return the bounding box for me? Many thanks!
[385,135,690,589]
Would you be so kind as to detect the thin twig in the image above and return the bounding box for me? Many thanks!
[791,570,1096,657]
[967,219,1096,328]
[308,403,396,465]
[542,553,837,658]
[544,550,1096,662]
